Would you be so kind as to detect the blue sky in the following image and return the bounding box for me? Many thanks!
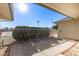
[1,3,67,28]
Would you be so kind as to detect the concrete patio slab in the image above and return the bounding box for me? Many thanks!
[64,42,79,56]
[56,54,65,56]
[32,40,77,56]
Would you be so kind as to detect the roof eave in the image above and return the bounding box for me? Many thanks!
[53,17,73,24]
[8,3,14,21]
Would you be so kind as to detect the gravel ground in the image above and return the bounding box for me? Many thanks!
[9,37,67,56]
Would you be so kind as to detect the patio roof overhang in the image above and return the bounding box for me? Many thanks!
[38,3,79,19]
[0,3,13,21]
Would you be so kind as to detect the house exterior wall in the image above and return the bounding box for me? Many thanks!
[58,19,79,40]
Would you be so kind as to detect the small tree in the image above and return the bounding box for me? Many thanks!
[52,24,58,31]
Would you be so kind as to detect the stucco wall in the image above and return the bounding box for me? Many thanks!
[58,19,79,40]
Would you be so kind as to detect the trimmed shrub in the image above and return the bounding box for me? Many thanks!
[12,26,50,41]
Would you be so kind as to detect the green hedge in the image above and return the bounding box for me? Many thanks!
[12,26,50,41]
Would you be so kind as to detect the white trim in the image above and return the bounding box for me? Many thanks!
[54,17,72,23]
